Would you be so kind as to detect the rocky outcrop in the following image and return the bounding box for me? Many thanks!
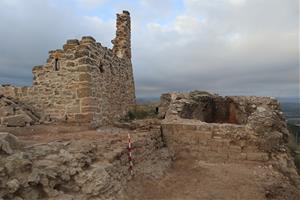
[0,129,171,200]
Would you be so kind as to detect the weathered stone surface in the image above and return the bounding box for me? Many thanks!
[75,113,93,122]
[1,114,32,127]
[0,129,171,200]
[0,132,21,153]
[0,95,39,127]
[0,106,14,117]
[77,88,92,98]
[160,91,292,166]
[79,73,92,82]
[112,10,131,59]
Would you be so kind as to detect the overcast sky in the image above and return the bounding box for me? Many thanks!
[0,0,299,98]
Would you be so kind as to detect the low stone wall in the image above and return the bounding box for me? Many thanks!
[162,120,270,163]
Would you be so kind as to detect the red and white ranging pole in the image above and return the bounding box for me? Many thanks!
[127,133,134,176]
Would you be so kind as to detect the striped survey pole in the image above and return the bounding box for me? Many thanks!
[127,133,134,176]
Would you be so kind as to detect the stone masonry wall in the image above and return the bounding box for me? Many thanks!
[0,11,135,126]
[160,91,290,163]
[162,120,270,163]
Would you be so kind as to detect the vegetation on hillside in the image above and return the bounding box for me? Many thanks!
[122,103,159,121]
[287,123,300,174]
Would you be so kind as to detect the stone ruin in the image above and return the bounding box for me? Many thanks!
[0,91,299,200]
[0,11,135,127]
[0,10,299,200]
[160,91,297,171]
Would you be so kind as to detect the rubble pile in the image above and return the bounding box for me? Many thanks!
[0,95,40,127]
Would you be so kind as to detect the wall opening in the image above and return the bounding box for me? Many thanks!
[54,58,60,71]
[98,62,104,73]
[180,98,241,124]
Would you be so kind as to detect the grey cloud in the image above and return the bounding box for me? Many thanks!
[132,0,299,97]
[0,0,298,98]
[0,0,114,86]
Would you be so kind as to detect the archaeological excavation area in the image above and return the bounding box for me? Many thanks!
[0,10,299,200]
[1,91,300,200]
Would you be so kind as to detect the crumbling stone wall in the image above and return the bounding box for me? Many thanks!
[162,121,271,162]
[159,91,281,125]
[160,91,293,165]
[0,11,135,126]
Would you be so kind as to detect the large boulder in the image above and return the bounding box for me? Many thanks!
[0,132,21,154]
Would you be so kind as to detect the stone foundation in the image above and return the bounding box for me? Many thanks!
[162,121,269,162]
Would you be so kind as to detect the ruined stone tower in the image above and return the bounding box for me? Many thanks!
[112,10,131,59]
[0,11,135,126]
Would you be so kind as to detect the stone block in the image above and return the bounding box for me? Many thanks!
[77,88,92,98]
[75,113,93,123]
[247,152,269,162]
[81,36,96,43]
[180,131,199,145]
[243,146,259,153]
[79,73,92,82]
[228,152,247,161]
[66,61,75,67]
[78,65,93,72]
[78,57,94,65]
[66,39,80,45]
[229,145,242,153]
[172,124,184,131]
[66,105,80,113]
[81,106,97,113]
[197,131,213,145]
[80,97,98,107]
[182,124,197,130]
[196,124,212,131]
[75,49,90,58]
[63,44,77,51]
[204,151,228,162]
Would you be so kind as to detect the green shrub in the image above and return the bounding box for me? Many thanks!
[294,155,300,174]
[122,104,158,121]
[288,133,298,153]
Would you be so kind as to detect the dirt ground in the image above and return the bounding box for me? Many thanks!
[0,124,133,146]
[1,125,299,200]
[125,158,299,200]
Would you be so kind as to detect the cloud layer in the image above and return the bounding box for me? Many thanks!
[0,0,299,97]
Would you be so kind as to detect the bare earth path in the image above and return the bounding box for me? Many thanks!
[125,158,297,200]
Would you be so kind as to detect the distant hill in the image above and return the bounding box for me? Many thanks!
[136,97,160,104]
[278,97,300,125]
[136,96,300,125]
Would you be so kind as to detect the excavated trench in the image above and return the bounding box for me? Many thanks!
[1,91,300,200]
